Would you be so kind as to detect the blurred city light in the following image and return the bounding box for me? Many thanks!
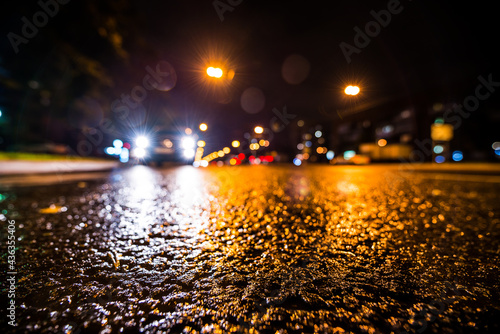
[132,147,147,159]
[326,151,335,160]
[293,158,302,166]
[113,139,123,148]
[452,151,463,162]
[183,148,195,159]
[181,137,196,149]
[163,139,173,148]
[433,145,444,154]
[382,125,394,134]
[435,155,445,163]
[135,136,150,148]
[250,143,260,150]
[344,150,356,160]
[377,139,387,147]
[185,128,193,135]
[105,147,116,155]
[199,123,208,131]
[119,147,129,163]
[492,142,500,150]
[254,126,264,134]
[197,140,206,148]
[344,85,360,95]
[431,123,454,141]
[207,67,223,78]
[223,147,230,154]
[314,130,322,138]
[232,140,240,148]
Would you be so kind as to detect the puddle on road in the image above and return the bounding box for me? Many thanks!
[1,165,499,333]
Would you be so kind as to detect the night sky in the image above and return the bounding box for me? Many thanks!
[1,0,499,150]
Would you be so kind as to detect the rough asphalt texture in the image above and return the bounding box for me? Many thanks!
[1,165,499,333]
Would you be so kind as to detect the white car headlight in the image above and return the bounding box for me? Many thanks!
[135,136,150,148]
[132,147,147,158]
[181,136,195,149]
[183,148,195,159]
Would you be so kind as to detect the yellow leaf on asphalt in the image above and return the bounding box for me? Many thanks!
[39,204,67,214]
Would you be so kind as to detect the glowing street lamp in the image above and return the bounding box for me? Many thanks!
[199,123,208,131]
[344,85,360,96]
[207,67,223,78]
[231,140,240,148]
[254,126,264,134]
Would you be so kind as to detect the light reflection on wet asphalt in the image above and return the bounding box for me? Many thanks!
[1,165,499,333]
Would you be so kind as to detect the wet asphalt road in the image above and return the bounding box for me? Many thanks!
[1,165,499,334]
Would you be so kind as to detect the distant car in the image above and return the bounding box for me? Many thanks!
[130,130,197,165]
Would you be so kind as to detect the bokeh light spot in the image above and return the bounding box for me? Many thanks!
[241,87,266,114]
[282,54,310,85]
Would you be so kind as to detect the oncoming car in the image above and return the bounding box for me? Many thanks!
[130,130,197,165]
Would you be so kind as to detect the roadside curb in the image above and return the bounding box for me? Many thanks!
[0,160,120,177]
